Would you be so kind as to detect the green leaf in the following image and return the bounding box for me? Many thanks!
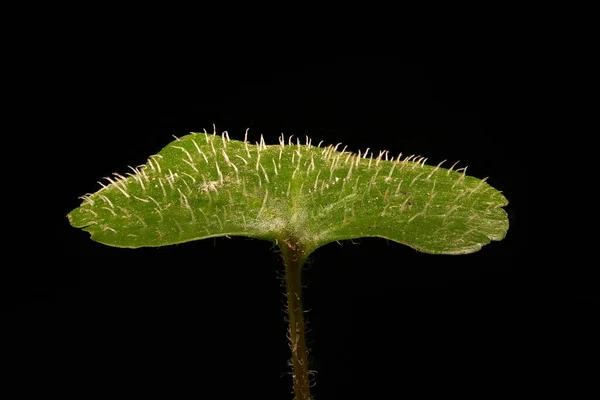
[68,132,509,255]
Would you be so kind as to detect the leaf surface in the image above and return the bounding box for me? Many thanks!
[68,132,509,255]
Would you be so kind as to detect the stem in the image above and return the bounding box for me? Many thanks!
[279,237,311,400]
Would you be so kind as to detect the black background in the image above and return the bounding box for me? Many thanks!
[9,57,593,398]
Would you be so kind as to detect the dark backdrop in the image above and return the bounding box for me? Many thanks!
[12,57,584,399]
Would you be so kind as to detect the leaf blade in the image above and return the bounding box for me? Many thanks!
[68,133,509,255]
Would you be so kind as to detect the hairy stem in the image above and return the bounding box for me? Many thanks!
[279,237,311,400]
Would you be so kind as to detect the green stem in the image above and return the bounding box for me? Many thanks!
[279,237,311,400]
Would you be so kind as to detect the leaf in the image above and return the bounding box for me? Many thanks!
[68,132,509,255]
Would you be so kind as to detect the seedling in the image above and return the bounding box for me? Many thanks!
[68,128,509,399]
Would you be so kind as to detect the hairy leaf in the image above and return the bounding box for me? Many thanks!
[68,132,508,255]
